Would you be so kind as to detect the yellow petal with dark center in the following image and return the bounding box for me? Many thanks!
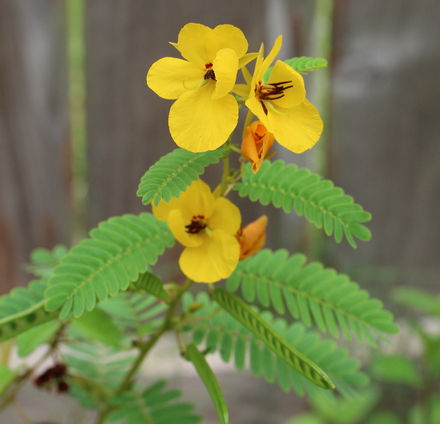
[268,98,323,153]
[212,48,239,99]
[176,23,212,66]
[146,57,203,100]
[152,179,215,222]
[179,230,240,283]
[267,61,306,109]
[169,84,238,152]
[209,197,241,235]
[167,209,205,248]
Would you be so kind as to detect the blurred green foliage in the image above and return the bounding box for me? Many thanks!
[284,287,440,424]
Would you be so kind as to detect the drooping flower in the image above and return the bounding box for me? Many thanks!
[152,179,241,283]
[147,23,255,152]
[235,36,323,153]
[241,121,275,173]
[237,215,268,260]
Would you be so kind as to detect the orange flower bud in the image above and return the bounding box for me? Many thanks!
[237,215,268,260]
[241,121,275,173]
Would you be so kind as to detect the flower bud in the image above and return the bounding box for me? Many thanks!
[237,215,268,260]
[241,121,275,173]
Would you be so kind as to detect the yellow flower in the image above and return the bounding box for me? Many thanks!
[236,36,323,153]
[237,215,268,260]
[241,121,275,173]
[147,23,254,152]
[152,180,241,283]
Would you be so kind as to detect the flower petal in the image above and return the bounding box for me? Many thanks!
[268,61,305,109]
[212,24,248,59]
[209,197,241,235]
[179,230,240,283]
[212,48,239,99]
[232,83,251,98]
[169,84,238,152]
[257,35,282,83]
[239,52,259,70]
[238,215,268,260]
[268,98,323,153]
[175,23,212,66]
[146,57,203,100]
[167,209,205,248]
[245,96,272,131]
[241,122,275,173]
[152,179,215,222]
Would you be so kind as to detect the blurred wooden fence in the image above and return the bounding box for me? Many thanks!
[1,0,439,294]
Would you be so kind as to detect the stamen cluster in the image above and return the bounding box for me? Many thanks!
[186,215,207,233]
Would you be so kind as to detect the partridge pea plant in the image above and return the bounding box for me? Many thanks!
[0,23,398,424]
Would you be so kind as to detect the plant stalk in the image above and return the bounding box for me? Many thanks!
[94,278,194,424]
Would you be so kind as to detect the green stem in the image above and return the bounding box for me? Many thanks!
[311,0,334,177]
[94,279,194,424]
[67,0,87,242]
[0,340,13,366]
[306,0,334,261]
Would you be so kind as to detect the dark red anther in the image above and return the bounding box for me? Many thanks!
[258,80,293,101]
[185,216,207,234]
[203,63,216,81]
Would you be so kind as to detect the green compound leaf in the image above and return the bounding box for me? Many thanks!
[0,365,18,396]
[393,287,440,317]
[212,288,335,390]
[264,56,328,81]
[63,336,137,410]
[26,245,68,278]
[44,213,174,320]
[186,343,229,424]
[16,320,61,357]
[0,279,58,343]
[132,271,169,303]
[285,57,328,74]
[234,161,372,248]
[227,249,399,345]
[108,380,202,424]
[99,291,167,339]
[71,309,122,348]
[137,148,224,206]
[183,292,367,399]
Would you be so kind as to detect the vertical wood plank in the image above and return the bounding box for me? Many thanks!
[330,0,440,283]
[0,0,70,293]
